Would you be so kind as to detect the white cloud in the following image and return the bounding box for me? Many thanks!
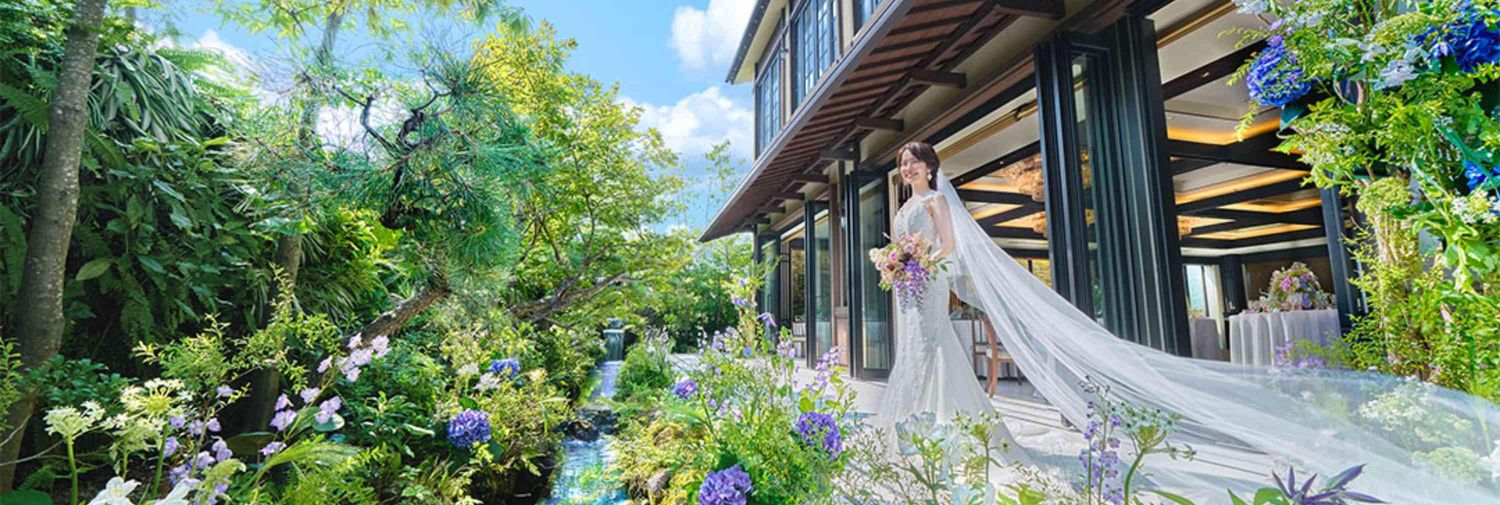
[317,99,406,150]
[625,86,753,162]
[670,0,756,73]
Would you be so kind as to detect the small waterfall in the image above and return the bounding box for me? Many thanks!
[545,361,627,505]
[603,318,626,361]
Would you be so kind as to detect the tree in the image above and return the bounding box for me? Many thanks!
[0,0,107,491]
[472,24,694,331]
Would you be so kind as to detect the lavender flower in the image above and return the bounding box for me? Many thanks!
[205,418,220,433]
[211,438,232,462]
[163,437,180,457]
[317,357,332,374]
[274,394,291,411]
[1248,35,1312,107]
[697,464,753,505]
[757,312,776,327]
[810,347,841,391]
[794,412,844,460]
[731,296,752,309]
[260,441,286,457]
[168,415,186,430]
[1271,464,1385,504]
[489,358,521,380]
[316,397,342,424]
[299,387,319,405]
[370,335,391,358]
[447,409,492,448]
[216,385,233,398]
[270,410,297,432]
[672,377,698,399]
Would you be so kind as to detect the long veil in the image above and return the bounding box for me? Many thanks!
[934,174,1500,502]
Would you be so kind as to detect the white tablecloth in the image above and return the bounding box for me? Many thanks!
[1227,309,1340,366]
[1188,318,1223,361]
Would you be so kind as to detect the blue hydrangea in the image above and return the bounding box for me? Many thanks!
[488,358,520,380]
[672,377,698,399]
[1442,9,1500,72]
[1247,35,1312,108]
[1465,161,1496,192]
[446,409,491,448]
[697,464,752,505]
[794,411,843,460]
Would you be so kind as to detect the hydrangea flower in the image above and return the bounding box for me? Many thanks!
[1248,35,1312,107]
[672,377,698,399]
[1442,8,1500,72]
[697,464,753,505]
[794,411,843,460]
[489,358,521,380]
[447,409,492,448]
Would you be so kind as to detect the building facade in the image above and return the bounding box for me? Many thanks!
[703,0,1363,380]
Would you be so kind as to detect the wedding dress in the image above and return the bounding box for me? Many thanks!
[874,188,1021,453]
[872,174,1500,503]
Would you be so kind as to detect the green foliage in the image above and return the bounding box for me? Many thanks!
[614,329,674,404]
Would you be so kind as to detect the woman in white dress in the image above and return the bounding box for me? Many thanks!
[874,142,1020,448]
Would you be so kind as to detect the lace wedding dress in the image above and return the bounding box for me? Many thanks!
[874,189,1018,445]
[868,174,1500,503]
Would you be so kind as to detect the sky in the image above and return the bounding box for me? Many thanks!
[153,0,759,230]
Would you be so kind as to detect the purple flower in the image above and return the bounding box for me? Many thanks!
[260,441,286,457]
[757,312,776,327]
[317,357,332,374]
[1465,161,1498,192]
[168,464,191,485]
[211,438,232,462]
[270,409,297,432]
[299,388,319,405]
[274,394,291,411]
[697,464,753,505]
[447,409,492,448]
[794,412,843,460]
[342,365,362,383]
[370,335,391,358]
[205,418,221,433]
[163,437,180,457]
[316,397,342,424]
[1444,9,1500,72]
[731,296,752,309]
[1247,35,1311,107]
[193,451,215,470]
[672,377,698,399]
[489,358,521,380]
[216,385,234,398]
[168,415,186,430]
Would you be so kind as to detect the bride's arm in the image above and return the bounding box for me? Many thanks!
[923,194,956,260]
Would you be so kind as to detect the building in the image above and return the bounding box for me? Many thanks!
[702,0,1362,380]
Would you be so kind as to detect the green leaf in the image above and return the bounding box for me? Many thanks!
[799,394,814,413]
[0,489,53,505]
[137,255,166,274]
[1253,487,1284,505]
[1229,491,1251,505]
[75,258,113,281]
[313,412,345,432]
[1152,490,1198,505]
[0,82,48,130]
[152,180,186,203]
[458,397,479,410]
[225,431,275,457]
[169,208,192,230]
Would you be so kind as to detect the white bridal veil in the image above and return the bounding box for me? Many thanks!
[933,174,1500,503]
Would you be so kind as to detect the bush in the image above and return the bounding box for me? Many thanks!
[615,328,675,404]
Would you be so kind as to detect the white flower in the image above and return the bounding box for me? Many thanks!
[149,480,194,505]
[458,363,480,376]
[475,373,502,391]
[44,405,103,441]
[87,477,139,505]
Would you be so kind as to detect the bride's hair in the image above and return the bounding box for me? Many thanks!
[899,142,940,188]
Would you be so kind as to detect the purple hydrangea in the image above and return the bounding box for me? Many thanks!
[697,464,753,505]
[447,409,492,448]
[794,412,843,460]
[1247,35,1312,108]
[489,358,521,380]
[672,377,699,399]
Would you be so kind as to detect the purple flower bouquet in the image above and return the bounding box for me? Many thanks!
[867,234,945,311]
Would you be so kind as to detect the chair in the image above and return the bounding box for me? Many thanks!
[969,318,1018,397]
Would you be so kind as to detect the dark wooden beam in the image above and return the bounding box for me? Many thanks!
[909,68,966,88]
[755,204,785,214]
[957,189,1033,205]
[1171,157,1216,176]
[767,191,803,202]
[1167,138,1303,170]
[817,147,858,163]
[977,202,1042,227]
[1177,179,1308,213]
[789,173,830,184]
[1194,208,1324,226]
[854,117,904,131]
[993,0,1065,19]
[986,226,1048,240]
[1162,41,1265,99]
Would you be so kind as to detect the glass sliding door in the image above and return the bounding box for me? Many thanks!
[849,175,892,379]
[806,202,834,365]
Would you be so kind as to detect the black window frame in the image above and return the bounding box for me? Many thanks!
[791,0,838,109]
[754,37,784,156]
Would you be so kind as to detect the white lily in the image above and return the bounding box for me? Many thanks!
[86,477,139,505]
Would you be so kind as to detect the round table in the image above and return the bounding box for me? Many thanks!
[1227,309,1340,366]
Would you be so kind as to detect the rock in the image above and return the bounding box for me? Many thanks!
[578,405,618,435]
[563,419,599,441]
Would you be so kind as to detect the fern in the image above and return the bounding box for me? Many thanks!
[263,439,361,473]
[0,81,48,130]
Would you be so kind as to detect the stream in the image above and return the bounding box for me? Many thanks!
[544,360,628,505]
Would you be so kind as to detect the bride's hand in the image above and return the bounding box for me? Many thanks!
[922,193,956,261]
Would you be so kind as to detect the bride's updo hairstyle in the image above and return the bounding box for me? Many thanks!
[899,141,941,188]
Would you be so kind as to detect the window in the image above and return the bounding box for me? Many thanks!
[755,44,783,155]
[1184,264,1223,321]
[792,0,837,108]
[855,0,882,31]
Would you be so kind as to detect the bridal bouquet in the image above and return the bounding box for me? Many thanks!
[868,234,947,311]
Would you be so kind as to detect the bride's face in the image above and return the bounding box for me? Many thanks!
[898,151,929,187]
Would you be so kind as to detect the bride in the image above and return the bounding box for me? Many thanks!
[872,142,1500,503]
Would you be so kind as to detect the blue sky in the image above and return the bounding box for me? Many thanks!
[153,0,757,230]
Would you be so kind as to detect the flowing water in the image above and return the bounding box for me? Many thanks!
[544,361,628,505]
